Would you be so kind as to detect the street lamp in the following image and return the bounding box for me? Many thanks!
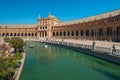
[92,29,95,50]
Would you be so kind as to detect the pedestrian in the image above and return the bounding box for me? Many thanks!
[111,44,116,55]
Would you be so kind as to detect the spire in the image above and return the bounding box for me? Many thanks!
[48,12,51,16]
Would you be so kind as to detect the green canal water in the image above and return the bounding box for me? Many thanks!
[20,42,120,80]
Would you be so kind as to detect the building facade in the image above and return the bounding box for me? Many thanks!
[51,9,120,41]
[0,24,37,39]
[0,9,120,41]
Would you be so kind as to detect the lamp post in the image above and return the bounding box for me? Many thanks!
[92,29,95,50]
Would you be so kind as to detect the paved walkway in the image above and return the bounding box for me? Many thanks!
[54,39,120,50]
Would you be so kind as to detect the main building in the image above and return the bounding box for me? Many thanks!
[0,9,120,41]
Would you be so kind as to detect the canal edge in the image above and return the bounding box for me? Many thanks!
[14,52,26,80]
[42,42,120,64]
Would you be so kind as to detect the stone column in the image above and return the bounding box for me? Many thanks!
[69,31,71,36]
[66,31,67,36]
[104,29,106,37]
[62,31,63,37]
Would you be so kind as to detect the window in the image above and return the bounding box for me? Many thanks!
[45,26,47,29]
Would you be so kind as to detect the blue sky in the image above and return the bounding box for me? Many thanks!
[0,0,120,24]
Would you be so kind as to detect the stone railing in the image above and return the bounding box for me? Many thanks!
[41,39,120,56]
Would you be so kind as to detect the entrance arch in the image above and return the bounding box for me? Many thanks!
[86,30,89,36]
[10,33,13,36]
[98,28,103,36]
[76,30,79,36]
[107,27,113,37]
[67,31,70,36]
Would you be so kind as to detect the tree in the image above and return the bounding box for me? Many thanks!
[0,57,15,80]
[3,37,10,43]
[9,37,26,53]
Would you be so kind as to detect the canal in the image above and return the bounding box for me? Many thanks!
[20,42,120,80]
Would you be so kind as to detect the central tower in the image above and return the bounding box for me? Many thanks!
[37,13,60,39]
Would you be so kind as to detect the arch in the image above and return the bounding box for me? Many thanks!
[10,33,13,36]
[14,33,16,36]
[35,33,37,36]
[25,33,27,36]
[21,33,23,36]
[2,33,5,36]
[116,26,120,36]
[63,31,66,36]
[80,30,83,36]
[71,31,74,36]
[107,27,113,37]
[60,32,62,36]
[67,31,70,36]
[91,29,94,37]
[32,33,34,36]
[6,33,9,36]
[56,32,58,36]
[45,31,47,37]
[86,30,89,36]
[98,28,103,36]
[53,32,55,36]
[28,33,30,36]
[18,33,20,36]
[45,26,47,29]
[76,30,79,36]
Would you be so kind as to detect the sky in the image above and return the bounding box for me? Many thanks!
[0,0,120,24]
